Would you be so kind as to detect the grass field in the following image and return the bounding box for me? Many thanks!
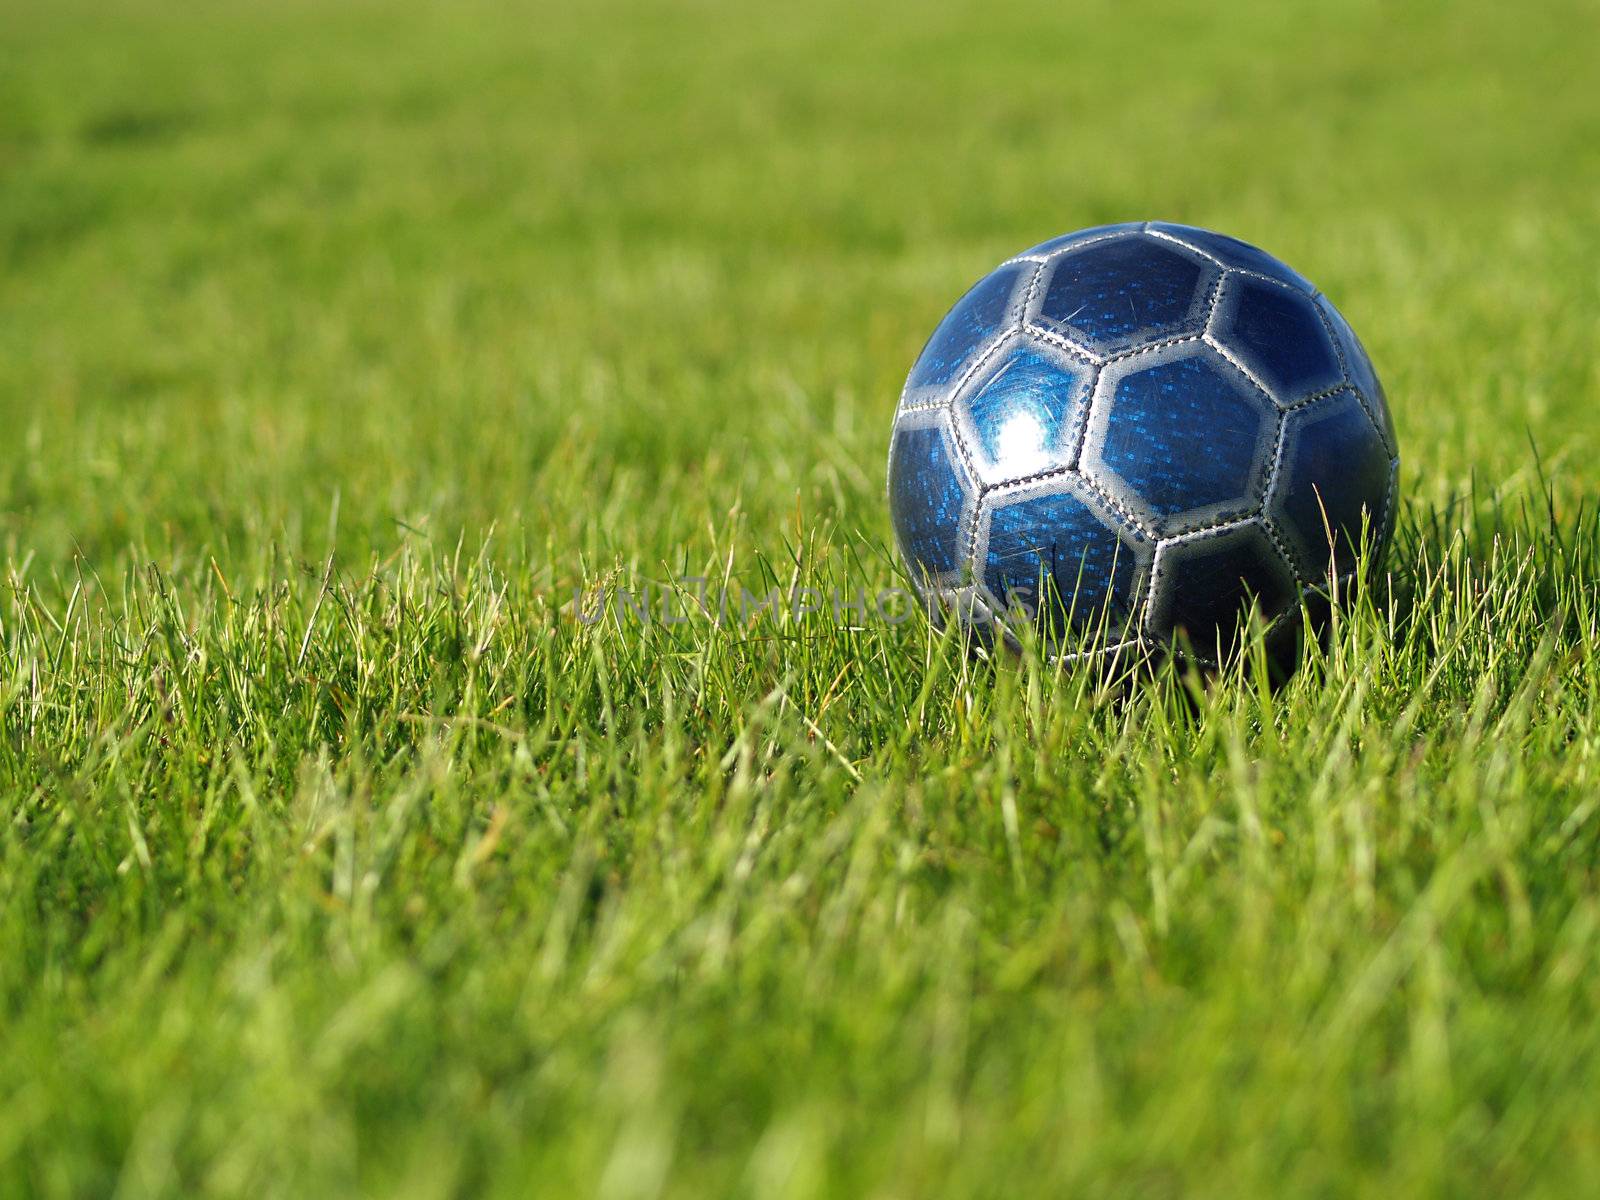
[3,0,1600,1195]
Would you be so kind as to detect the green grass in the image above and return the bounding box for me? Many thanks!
[3,0,1600,1195]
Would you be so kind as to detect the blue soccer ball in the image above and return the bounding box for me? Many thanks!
[887,221,1398,664]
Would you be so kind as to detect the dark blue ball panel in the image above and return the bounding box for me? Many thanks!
[1221,278,1342,404]
[960,343,1092,485]
[1097,352,1270,528]
[904,263,1028,395]
[1147,223,1315,294]
[982,489,1143,638]
[1014,222,1144,260]
[1317,294,1397,453]
[1036,237,1207,350]
[888,422,971,582]
[1276,390,1392,579]
[1155,524,1297,659]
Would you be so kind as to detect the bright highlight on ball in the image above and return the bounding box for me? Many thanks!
[887,221,1399,666]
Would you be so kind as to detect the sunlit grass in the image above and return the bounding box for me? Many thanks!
[2,0,1600,1195]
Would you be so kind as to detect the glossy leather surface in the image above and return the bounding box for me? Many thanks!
[1035,236,1211,354]
[1276,389,1394,577]
[888,420,970,582]
[887,222,1397,660]
[1093,349,1272,532]
[956,341,1092,486]
[900,263,1029,402]
[980,484,1146,644]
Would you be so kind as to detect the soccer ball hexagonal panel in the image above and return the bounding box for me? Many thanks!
[1147,521,1298,659]
[1211,274,1344,406]
[977,479,1150,647]
[887,412,976,584]
[951,334,1095,488]
[1081,344,1277,537]
[1271,388,1392,581]
[1031,234,1216,356]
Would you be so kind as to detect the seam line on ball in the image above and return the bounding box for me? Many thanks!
[1145,228,1318,296]
[1074,471,1156,543]
[1022,322,1100,365]
[1153,500,1273,546]
[1260,516,1305,588]
[1010,228,1139,268]
[1279,381,1354,415]
[1200,332,1276,402]
[1102,333,1203,366]
[1312,298,1398,459]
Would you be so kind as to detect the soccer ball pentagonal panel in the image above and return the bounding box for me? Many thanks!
[1148,222,1316,295]
[887,415,975,583]
[1032,236,1215,355]
[901,262,1030,404]
[1272,388,1392,580]
[1084,346,1275,536]
[952,336,1094,487]
[1212,275,1343,406]
[978,482,1149,643]
[1148,521,1297,659]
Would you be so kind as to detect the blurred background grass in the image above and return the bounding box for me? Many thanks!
[4,1,1600,1197]
[3,0,1597,569]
